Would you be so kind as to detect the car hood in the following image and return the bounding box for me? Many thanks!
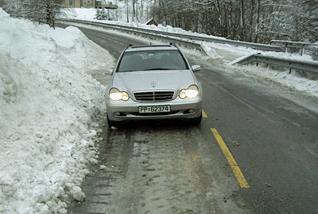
[113,70,196,92]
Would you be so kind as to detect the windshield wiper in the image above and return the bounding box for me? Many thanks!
[144,68,174,71]
[119,68,175,72]
[118,70,138,72]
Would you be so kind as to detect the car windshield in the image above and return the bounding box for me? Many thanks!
[117,50,189,72]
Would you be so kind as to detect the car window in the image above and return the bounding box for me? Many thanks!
[117,50,189,72]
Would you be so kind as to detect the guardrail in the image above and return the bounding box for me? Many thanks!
[270,40,318,56]
[233,53,318,80]
[156,31,283,52]
[58,18,283,52]
[57,19,208,56]
[59,19,317,80]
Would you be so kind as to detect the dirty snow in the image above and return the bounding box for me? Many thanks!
[0,8,114,214]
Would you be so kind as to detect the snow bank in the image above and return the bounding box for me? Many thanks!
[201,41,317,99]
[0,8,9,17]
[0,8,114,213]
[228,65,318,99]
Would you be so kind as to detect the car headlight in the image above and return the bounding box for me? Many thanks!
[109,88,129,101]
[179,85,199,99]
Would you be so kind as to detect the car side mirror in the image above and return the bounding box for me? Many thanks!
[192,65,201,72]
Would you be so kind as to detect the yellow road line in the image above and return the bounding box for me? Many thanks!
[211,128,250,188]
[202,110,208,118]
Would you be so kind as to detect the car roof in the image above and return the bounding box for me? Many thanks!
[125,45,178,52]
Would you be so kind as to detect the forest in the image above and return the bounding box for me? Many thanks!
[1,0,317,43]
[151,0,318,43]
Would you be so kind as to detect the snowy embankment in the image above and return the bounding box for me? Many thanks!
[229,65,318,99]
[0,9,114,213]
[207,43,318,99]
[205,43,318,99]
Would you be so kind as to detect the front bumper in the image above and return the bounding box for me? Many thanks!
[106,97,202,122]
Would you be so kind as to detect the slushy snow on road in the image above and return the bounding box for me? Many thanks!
[0,8,114,213]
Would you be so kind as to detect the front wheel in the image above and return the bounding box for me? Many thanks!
[107,116,121,129]
[191,114,202,125]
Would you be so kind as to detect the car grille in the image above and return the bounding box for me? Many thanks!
[134,91,174,101]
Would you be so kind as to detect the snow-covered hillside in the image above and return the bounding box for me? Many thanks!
[60,0,153,23]
[0,8,114,213]
[61,8,97,20]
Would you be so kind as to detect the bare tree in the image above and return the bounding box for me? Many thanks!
[151,0,318,43]
[125,0,129,22]
[132,0,136,21]
[0,0,5,7]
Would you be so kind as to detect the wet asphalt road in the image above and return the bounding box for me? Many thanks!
[58,23,318,214]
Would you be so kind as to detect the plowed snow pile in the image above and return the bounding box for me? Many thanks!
[0,9,114,213]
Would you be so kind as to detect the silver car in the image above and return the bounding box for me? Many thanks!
[106,44,202,127]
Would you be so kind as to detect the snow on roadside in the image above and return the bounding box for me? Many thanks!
[227,65,318,99]
[201,42,314,63]
[211,41,318,99]
[200,42,318,100]
[0,8,114,214]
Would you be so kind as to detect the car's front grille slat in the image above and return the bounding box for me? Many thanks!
[134,91,174,101]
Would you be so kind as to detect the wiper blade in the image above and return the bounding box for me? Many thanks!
[144,68,174,70]
[118,70,138,72]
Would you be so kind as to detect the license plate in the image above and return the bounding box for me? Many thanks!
[138,105,171,114]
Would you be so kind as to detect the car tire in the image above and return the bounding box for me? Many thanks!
[191,114,202,125]
[107,116,121,129]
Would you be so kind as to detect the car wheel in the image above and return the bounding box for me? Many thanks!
[191,114,202,125]
[107,116,121,129]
